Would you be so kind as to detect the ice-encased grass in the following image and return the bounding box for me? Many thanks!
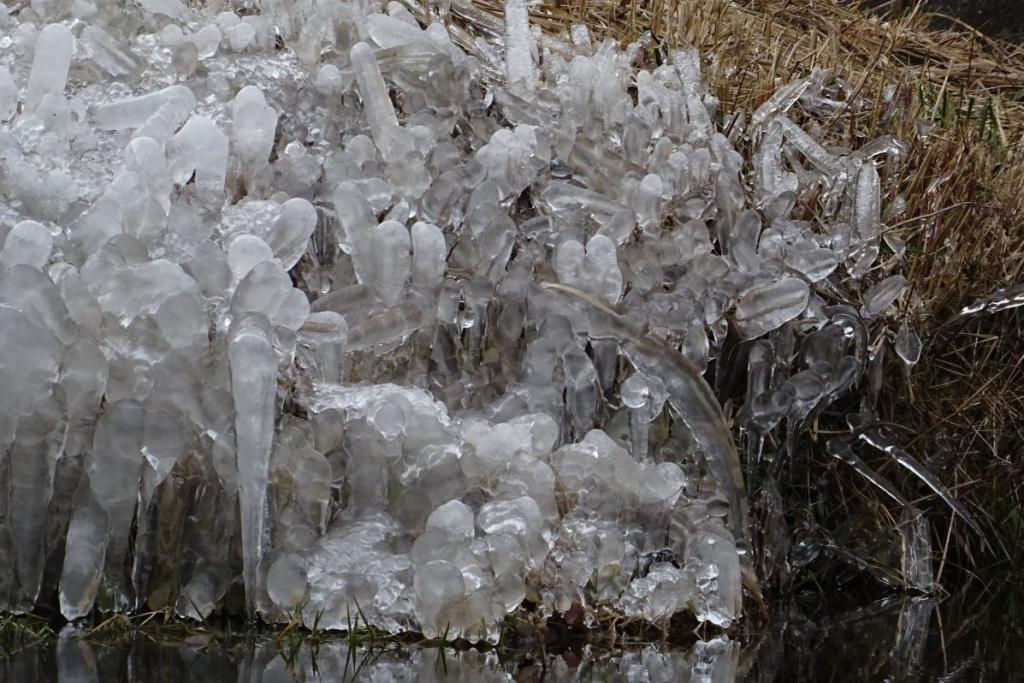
[0,0,938,639]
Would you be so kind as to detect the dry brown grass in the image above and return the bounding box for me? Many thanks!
[467,0,1024,568]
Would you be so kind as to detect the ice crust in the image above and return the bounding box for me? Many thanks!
[0,0,910,638]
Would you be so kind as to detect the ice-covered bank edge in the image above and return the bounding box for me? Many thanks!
[0,0,966,642]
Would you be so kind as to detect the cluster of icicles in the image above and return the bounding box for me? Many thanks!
[0,0,934,640]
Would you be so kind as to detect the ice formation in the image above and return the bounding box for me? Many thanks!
[0,0,914,638]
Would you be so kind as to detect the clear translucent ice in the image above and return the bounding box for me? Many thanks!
[0,0,914,638]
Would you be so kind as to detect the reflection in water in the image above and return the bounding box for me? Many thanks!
[747,583,1024,681]
[5,632,740,682]
[262,639,741,682]
[2,586,1021,681]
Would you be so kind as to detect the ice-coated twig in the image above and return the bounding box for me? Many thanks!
[350,42,402,159]
[751,77,810,130]
[503,0,536,92]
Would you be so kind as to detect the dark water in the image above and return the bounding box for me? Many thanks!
[925,1,1024,41]
[2,582,1020,681]
[884,0,1024,42]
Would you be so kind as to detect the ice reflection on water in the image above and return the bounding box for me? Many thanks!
[3,586,1021,682]
[6,634,742,683]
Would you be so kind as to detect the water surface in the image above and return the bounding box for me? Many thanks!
[880,0,1024,42]
[3,582,1019,681]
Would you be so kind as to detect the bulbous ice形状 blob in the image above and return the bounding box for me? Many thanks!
[231,86,278,188]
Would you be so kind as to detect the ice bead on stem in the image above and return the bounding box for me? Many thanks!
[850,161,882,276]
[231,85,278,186]
[734,278,810,339]
[124,137,171,208]
[229,314,279,615]
[268,198,317,271]
[0,66,16,121]
[266,553,308,612]
[230,260,310,331]
[25,24,74,111]
[894,321,922,367]
[298,311,348,382]
[778,117,841,176]
[227,235,274,283]
[621,372,666,460]
[503,0,536,92]
[190,25,222,60]
[91,85,196,131]
[755,119,798,200]
[785,247,838,283]
[349,42,401,160]
[134,88,196,143]
[861,274,906,319]
[365,13,431,50]
[369,221,411,307]
[410,221,446,292]
[166,116,229,195]
[751,76,810,130]
[685,523,741,627]
[333,182,377,283]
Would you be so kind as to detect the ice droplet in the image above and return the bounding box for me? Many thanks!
[861,274,906,319]
[734,278,810,339]
[894,320,922,367]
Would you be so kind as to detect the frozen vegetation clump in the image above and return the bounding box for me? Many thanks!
[0,0,928,639]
